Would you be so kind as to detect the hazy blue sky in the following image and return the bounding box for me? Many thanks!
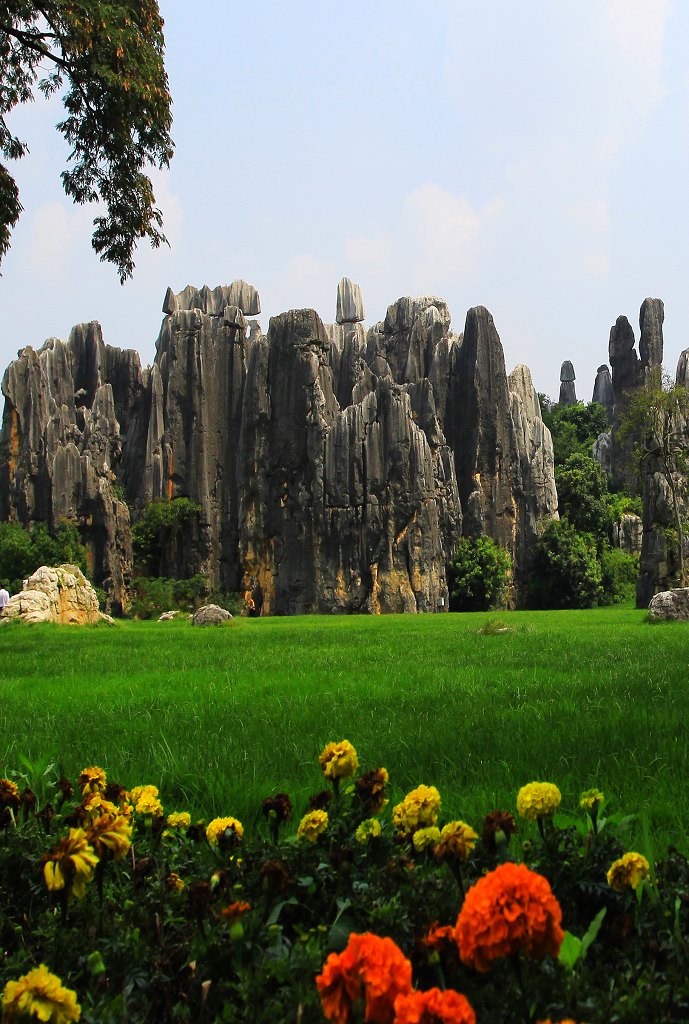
[1,0,686,400]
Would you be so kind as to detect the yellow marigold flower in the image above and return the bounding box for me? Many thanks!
[434,820,478,864]
[516,782,561,822]
[165,872,185,894]
[129,784,159,804]
[297,809,329,842]
[166,811,191,830]
[412,826,441,852]
[206,816,244,846]
[607,851,650,891]
[580,788,604,812]
[319,740,359,781]
[392,785,441,835]
[80,793,119,823]
[355,818,382,844]
[2,963,81,1023]
[86,814,132,861]
[134,792,164,817]
[43,828,99,900]
[78,765,106,795]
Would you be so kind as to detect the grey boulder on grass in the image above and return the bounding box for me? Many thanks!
[191,604,233,626]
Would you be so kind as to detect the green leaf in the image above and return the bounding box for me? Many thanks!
[580,907,606,958]
[558,930,582,970]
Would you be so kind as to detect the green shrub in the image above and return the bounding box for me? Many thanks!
[599,548,639,605]
[527,519,603,609]
[555,452,613,544]
[131,498,201,574]
[0,519,88,594]
[448,536,511,612]
[128,575,243,619]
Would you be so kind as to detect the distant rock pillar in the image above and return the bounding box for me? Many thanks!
[558,361,577,405]
[336,278,365,324]
[592,364,613,420]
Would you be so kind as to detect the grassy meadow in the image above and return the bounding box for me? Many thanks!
[1,606,687,853]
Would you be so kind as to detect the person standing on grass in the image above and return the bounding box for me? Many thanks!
[0,586,9,612]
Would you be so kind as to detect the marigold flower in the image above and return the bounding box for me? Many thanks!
[579,788,604,812]
[165,872,185,893]
[206,816,244,847]
[423,923,457,951]
[129,784,159,804]
[134,792,164,817]
[297,809,328,842]
[355,818,382,844]
[355,768,389,815]
[456,862,564,972]
[166,811,191,830]
[220,900,251,922]
[78,766,106,794]
[316,932,412,1024]
[536,1019,577,1024]
[79,793,119,823]
[434,821,478,865]
[42,828,99,900]
[319,740,359,781]
[481,810,517,853]
[393,785,441,836]
[0,778,20,808]
[261,793,293,823]
[606,851,650,891]
[393,986,476,1024]
[2,963,81,1023]
[516,782,561,822]
[86,814,132,861]
[413,826,441,852]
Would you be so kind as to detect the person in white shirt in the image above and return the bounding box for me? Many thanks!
[0,587,9,611]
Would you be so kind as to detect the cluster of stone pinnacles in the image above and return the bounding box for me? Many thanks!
[0,282,682,614]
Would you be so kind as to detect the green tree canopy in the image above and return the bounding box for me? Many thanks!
[0,519,88,593]
[448,535,512,612]
[555,452,613,545]
[527,519,603,610]
[541,401,610,466]
[0,1,173,279]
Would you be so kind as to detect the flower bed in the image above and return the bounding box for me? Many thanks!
[1,745,688,1022]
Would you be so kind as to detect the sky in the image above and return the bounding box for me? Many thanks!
[1,0,688,401]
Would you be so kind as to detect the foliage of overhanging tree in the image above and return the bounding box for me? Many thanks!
[0,1,173,279]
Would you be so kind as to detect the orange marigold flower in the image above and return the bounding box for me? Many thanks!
[456,862,564,972]
[220,900,251,922]
[536,1019,577,1024]
[434,821,478,866]
[394,987,476,1024]
[316,932,412,1024]
[86,813,132,861]
[0,778,20,808]
[422,923,457,951]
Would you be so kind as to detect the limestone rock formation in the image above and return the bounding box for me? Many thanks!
[647,588,689,622]
[336,278,365,324]
[1,564,102,624]
[592,365,613,419]
[612,513,642,554]
[558,361,577,405]
[0,283,560,614]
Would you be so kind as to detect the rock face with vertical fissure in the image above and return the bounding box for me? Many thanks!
[0,282,559,614]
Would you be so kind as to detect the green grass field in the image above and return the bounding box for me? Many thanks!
[2,607,687,853]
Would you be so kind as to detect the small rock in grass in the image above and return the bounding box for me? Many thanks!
[191,604,233,626]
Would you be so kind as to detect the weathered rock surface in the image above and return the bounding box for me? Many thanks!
[592,365,614,419]
[612,512,643,554]
[0,283,560,614]
[1,564,102,624]
[647,588,689,621]
[336,278,364,324]
[191,603,232,626]
[558,360,577,405]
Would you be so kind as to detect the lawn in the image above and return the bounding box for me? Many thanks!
[1,606,687,852]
